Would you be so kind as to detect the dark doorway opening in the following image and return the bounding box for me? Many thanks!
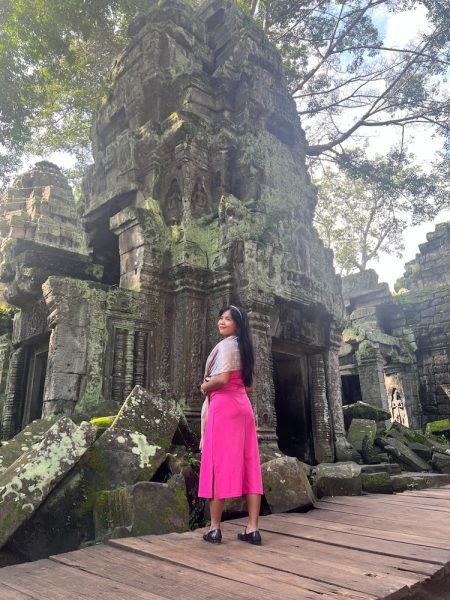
[21,339,49,427]
[90,220,121,285]
[341,374,362,405]
[273,349,314,464]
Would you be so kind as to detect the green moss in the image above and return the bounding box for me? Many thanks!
[361,472,393,494]
[425,419,450,435]
[89,416,116,430]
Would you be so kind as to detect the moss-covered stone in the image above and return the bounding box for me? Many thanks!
[425,419,450,435]
[112,385,183,450]
[94,474,189,541]
[361,472,394,494]
[261,457,315,513]
[316,462,362,498]
[0,418,97,549]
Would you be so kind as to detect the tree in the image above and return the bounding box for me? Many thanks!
[240,0,450,161]
[1,0,450,194]
[313,150,447,273]
[0,0,147,186]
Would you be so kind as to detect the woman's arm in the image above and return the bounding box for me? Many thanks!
[200,372,230,395]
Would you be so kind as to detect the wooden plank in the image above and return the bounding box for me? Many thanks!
[1,585,36,600]
[221,522,439,577]
[156,534,416,599]
[226,515,450,566]
[111,534,412,599]
[401,488,450,500]
[275,512,450,550]
[110,536,379,600]
[306,504,450,540]
[320,496,450,519]
[51,544,281,600]
[0,558,166,600]
[326,494,450,514]
[314,503,450,536]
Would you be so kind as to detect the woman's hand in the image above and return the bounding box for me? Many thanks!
[199,437,203,452]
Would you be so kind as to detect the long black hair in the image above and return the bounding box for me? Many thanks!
[219,305,254,387]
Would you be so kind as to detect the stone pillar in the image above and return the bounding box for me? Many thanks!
[356,341,389,411]
[247,309,276,441]
[171,266,209,418]
[310,353,334,463]
[2,346,27,439]
[324,332,353,461]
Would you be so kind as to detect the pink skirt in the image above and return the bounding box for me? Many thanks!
[198,371,263,499]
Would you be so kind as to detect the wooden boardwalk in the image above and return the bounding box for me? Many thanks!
[1,486,450,600]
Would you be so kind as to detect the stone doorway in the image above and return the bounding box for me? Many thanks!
[341,374,363,405]
[22,339,49,428]
[272,344,314,464]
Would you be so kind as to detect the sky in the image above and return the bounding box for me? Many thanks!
[352,4,449,290]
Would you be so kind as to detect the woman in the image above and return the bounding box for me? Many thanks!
[198,305,263,545]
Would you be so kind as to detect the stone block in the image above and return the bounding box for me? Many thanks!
[92,427,167,487]
[262,457,316,513]
[431,452,450,474]
[94,474,189,541]
[0,418,97,548]
[377,437,431,472]
[408,442,433,462]
[316,462,362,498]
[112,385,183,450]
[425,418,450,435]
[347,419,377,453]
[343,402,391,430]
[361,472,394,494]
[0,418,56,474]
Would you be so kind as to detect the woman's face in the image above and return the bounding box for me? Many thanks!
[218,309,237,337]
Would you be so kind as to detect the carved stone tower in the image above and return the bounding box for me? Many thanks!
[81,0,346,462]
[1,0,347,464]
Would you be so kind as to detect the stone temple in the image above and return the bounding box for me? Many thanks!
[340,224,450,429]
[0,0,348,464]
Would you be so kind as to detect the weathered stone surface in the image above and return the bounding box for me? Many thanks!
[361,472,394,494]
[408,442,433,462]
[112,386,183,450]
[316,462,362,498]
[93,427,167,487]
[262,457,316,513]
[391,472,450,492]
[361,463,402,475]
[0,418,56,474]
[431,452,450,474]
[0,417,97,548]
[94,474,189,541]
[347,419,377,453]
[426,418,450,435]
[377,437,431,472]
[165,449,200,517]
[4,426,166,561]
[343,402,391,430]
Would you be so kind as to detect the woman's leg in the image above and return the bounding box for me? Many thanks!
[209,498,224,530]
[245,494,261,532]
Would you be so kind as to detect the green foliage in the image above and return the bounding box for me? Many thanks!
[1,0,449,232]
[0,0,147,186]
[313,150,445,273]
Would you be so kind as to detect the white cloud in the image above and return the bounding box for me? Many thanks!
[384,5,430,47]
[370,210,450,290]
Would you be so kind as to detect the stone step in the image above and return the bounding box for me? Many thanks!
[361,463,402,475]
[390,472,450,493]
